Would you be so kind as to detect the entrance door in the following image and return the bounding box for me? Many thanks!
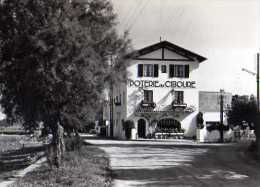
[138,119,146,138]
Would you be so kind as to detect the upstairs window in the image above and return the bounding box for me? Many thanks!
[144,64,154,77]
[169,64,189,78]
[143,90,153,103]
[137,64,158,77]
[161,65,167,73]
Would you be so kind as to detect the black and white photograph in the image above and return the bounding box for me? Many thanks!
[0,0,260,186]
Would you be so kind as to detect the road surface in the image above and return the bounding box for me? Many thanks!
[84,137,260,187]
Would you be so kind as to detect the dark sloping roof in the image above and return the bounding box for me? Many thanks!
[128,40,207,63]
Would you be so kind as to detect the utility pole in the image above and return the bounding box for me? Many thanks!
[109,54,114,137]
[109,89,114,137]
[241,53,260,110]
[220,89,224,143]
[257,53,259,112]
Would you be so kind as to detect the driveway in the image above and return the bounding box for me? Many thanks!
[84,137,260,187]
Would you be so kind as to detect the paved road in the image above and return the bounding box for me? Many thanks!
[84,137,260,187]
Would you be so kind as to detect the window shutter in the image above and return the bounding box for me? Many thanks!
[169,65,174,78]
[138,64,143,77]
[180,91,184,103]
[154,64,159,77]
[148,90,153,103]
[185,65,189,78]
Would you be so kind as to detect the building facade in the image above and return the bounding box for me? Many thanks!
[103,41,230,139]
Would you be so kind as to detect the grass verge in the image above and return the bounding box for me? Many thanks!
[0,135,28,153]
[12,144,112,187]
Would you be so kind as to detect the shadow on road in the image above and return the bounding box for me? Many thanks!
[83,135,260,187]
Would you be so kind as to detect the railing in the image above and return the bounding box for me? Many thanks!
[140,100,156,108]
[172,101,187,109]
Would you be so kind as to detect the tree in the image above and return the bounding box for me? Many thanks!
[124,120,134,139]
[227,95,260,154]
[227,95,258,129]
[196,112,204,129]
[0,0,131,167]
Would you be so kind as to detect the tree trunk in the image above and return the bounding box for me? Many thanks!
[48,122,65,168]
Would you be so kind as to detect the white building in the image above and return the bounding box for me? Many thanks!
[103,40,231,140]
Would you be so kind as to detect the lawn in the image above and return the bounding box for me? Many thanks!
[0,134,46,185]
[0,135,28,153]
[12,144,112,187]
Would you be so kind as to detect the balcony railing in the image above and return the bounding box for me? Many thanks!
[172,101,187,109]
[141,100,156,108]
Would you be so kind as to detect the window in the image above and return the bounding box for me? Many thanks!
[161,65,167,73]
[169,64,189,78]
[144,64,154,77]
[137,64,159,77]
[174,91,184,104]
[143,90,153,103]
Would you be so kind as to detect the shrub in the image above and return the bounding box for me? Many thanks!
[206,123,230,132]
[180,128,185,133]
[89,129,97,134]
[196,112,204,129]
[65,136,82,151]
[124,120,134,139]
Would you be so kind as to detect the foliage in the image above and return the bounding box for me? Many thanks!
[0,0,131,167]
[227,95,258,129]
[206,123,230,132]
[196,112,204,129]
[123,120,135,130]
[0,0,131,131]
[64,136,82,151]
[227,95,260,153]
[89,129,97,134]
[124,120,134,139]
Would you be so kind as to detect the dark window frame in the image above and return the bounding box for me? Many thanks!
[137,64,159,78]
[161,65,167,73]
[169,64,189,78]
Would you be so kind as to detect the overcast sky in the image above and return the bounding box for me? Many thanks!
[111,0,260,95]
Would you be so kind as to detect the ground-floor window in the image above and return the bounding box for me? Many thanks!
[157,118,181,133]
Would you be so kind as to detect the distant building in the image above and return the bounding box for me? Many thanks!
[199,91,232,128]
[103,41,231,139]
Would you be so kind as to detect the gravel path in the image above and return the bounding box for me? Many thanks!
[85,138,260,187]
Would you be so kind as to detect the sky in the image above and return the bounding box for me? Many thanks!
[111,0,260,95]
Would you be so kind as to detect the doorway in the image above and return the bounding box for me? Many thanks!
[137,119,146,138]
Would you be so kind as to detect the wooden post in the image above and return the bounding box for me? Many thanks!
[257,53,259,112]
[220,89,224,143]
